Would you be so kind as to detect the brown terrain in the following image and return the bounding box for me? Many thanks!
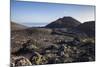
[11,21,27,31]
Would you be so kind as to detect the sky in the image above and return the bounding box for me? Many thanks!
[11,0,95,24]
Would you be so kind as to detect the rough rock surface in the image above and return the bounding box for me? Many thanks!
[11,17,95,66]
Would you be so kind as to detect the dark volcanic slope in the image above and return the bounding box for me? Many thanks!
[11,21,27,31]
[46,16,81,28]
[76,21,95,37]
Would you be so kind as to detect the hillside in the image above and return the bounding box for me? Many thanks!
[76,21,95,37]
[46,16,81,28]
[11,21,27,31]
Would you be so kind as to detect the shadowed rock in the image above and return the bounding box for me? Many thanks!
[76,21,95,37]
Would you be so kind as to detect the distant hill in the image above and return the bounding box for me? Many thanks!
[46,16,81,28]
[11,21,27,31]
[76,21,95,37]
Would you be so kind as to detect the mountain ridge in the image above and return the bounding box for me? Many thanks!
[46,16,81,28]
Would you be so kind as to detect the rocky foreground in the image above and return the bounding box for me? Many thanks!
[11,17,95,67]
